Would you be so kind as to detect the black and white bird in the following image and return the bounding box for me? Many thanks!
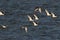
[33,14,39,20]
[0,11,4,16]
[32,21,38,26]
[0,25,7,29]
[34,7,42,13]
[21,26,28,32]
[27,15,34,21]
[51,12,57,18]
[45,9,51,16]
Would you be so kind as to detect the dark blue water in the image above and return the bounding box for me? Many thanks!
[0,0,60,40]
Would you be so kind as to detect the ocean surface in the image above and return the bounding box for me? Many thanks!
[0,0,60,40]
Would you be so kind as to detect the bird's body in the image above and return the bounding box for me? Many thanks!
[45,9,51,16]
[21,26,28,32]
[27,15,34,21]
[25,27,28,32]
[34,8,38,11]
[51,12,57,18]
[39,8,41,13]
[1,25,7,29]
[34,7,41,13]
[2,25,6,28]
[0,11,4,16]
[33,21,38,26]
[33,14,39,20]
[34,7,39,11]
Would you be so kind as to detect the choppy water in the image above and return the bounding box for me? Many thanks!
[0,0,60,40]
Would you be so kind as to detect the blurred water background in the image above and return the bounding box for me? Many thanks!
[0,0,60,40]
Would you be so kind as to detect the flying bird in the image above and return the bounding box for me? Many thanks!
[32,21,38,26]
[33,14,39,20]
[51,12,57,18]
[27,15,34,21]
[34,7,41,13]
[25,27,28,32]
[0,11,4,16]
[45,9,51,16]
[21,26,28,32]
[34,7,39,11]
[0,25,7,29]
[39,7,41,13]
